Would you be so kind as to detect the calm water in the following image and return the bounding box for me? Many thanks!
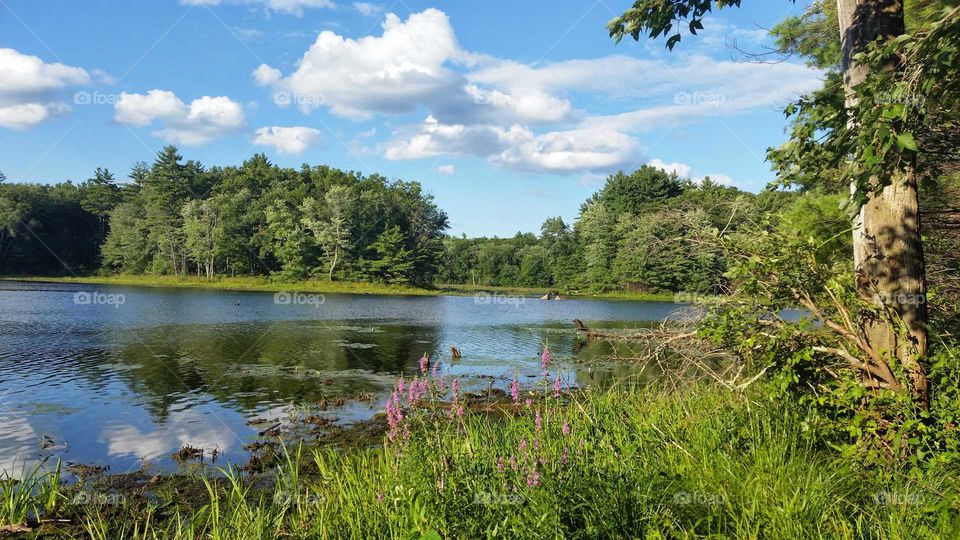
[0,281,690,475]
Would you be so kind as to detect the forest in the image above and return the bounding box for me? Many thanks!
[0,155,794,295]
[0,148,450,288]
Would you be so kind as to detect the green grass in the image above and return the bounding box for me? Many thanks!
[3,275,697,303]
[6,382,958,538]
[3,275,443,297]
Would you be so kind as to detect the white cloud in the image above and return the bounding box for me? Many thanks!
[180,0,334,16]
[647,159,691,178]
[435,164,455,175]
[253,126,322,154]
[386,116,639,174]
[464,84,572,124]
[385,115,510,160]
[252,64,282,86]
[114,89,245,145]
[495,126,640,174]
[0,48,89,129]
[353,2,383,16]
[258,9,462,118]
[248,8,822,176]
[647,158,738,186]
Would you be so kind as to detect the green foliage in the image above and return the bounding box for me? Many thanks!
[7,149,449,287]
[442,170,761,294]
[363,225,416,285]
[608,0,747,49]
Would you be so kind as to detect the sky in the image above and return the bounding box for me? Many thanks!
[0,0,823,237]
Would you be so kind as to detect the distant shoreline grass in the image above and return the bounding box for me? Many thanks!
[3,275,441,297]
[2,275,685,302]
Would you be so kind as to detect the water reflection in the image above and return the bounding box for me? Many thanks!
[0,281,686,474]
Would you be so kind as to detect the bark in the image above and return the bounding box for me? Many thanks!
[837,0,929,404]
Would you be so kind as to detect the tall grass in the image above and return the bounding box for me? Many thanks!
[300,383,959,538]
[4,384,959,538]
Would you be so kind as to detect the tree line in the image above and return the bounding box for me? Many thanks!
[2,156,816,297]
[0,147,449,287]
[441,167,802,294]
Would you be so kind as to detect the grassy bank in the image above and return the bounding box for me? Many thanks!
[3,275,443,297]
[3,275,684,302]
[4,380,957,538]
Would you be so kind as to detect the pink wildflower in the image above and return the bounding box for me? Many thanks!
[519,439,527,453]
[541,347,551,371]
[452,378,460,401]
[510,375,519,403]
[526,469,541,488]
[419,353,429,374]
[407,378,417,403]
[534,410,542,432]
[377,493,385,503]
[553,376,561,398]
[562,421,571,436]
[497,457,505,472]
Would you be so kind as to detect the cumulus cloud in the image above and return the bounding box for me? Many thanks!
[434,164,455,175]
[495,126,640,174]
[180,0,334,16]
[253,126,322,154]
[250,8,822,176]
[114,89,245,145]
[386,116,639,174]
[256,9,463,118]
[252,64,282,86]
[647,158,738,186]
[0,48,89,129]
[647,159,692,178]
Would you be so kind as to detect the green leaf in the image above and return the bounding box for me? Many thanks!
[666,34,682,51]
[895,132,918,152]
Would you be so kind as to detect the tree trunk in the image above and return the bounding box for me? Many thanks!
[837,0,929,405]
[328,246,338,282]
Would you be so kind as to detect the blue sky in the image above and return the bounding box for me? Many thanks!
[0,0,822,237]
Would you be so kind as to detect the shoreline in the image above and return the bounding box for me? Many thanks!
[2,275,683,303]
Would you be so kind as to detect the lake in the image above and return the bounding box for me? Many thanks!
[0,280,692,475]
